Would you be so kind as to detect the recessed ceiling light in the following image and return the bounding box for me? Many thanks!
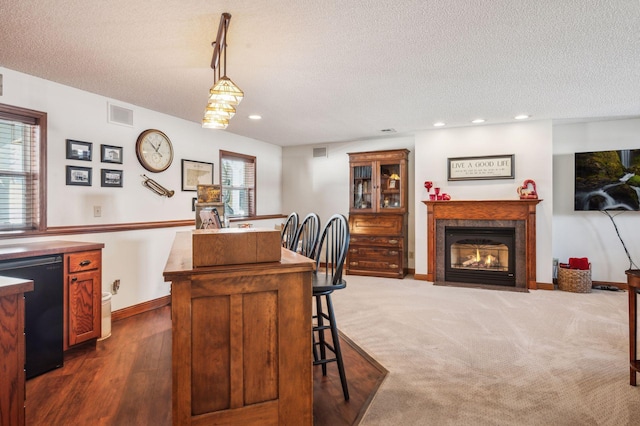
[514,114,530,120]
[433,122,445,127]
[471,119,485,124]
[248,114,262,120]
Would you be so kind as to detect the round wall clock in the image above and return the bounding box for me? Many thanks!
[135,129,174,172]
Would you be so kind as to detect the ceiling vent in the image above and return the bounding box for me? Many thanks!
[108,103,134,127]
[380,128,397,133]
[313,147,327,158]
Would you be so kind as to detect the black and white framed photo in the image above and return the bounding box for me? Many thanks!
[101,144,123,164]
[101,169,123,187]
[66,139,93,161]
[181,159,214,191]
[66,165,92,186]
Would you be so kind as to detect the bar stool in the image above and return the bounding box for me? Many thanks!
[281,212,299,250]
[291,213,320,258]
[312,213,350,400]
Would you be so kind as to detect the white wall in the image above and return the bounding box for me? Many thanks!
[0,67,283,310]
[553,118,640,282]
[282,136,416,267]
[413,120,554,284]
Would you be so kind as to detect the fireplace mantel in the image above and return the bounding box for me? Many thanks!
[423,199,542,289]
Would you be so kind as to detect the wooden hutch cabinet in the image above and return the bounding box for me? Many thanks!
[346,149,409,279]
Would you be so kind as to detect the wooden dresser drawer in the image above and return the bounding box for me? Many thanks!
[349,246,401,260]
[350,235,402,247]
[67,250,101,273]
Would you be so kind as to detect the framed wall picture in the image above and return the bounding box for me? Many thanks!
[181,159,214,191]
[447,154,515,181]
[101,144,123,164]
[66,165,92,186]
[101,169,123,187]
[66,139,93,161]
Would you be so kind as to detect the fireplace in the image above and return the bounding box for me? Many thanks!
[445,226,515,286]
[423,199,542,290]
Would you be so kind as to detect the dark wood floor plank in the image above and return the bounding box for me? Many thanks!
[26,305,386,425]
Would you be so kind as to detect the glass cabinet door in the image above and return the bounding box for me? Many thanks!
[351,163,373,210]
[378,161,402,210]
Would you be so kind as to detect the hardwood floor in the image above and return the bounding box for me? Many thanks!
[26,305,386,425]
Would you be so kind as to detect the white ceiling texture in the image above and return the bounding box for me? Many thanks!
[1,0,639,146]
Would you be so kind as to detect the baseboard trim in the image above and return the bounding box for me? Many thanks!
[112,295,171,322]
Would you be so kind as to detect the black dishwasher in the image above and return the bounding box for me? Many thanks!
[0,254,64,379]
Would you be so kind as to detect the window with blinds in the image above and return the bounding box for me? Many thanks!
[0,104,47,233]
[220,150,256,217]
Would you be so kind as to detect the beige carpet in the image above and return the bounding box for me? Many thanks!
[333,275,640,425]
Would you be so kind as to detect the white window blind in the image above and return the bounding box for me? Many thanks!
[0,106,44,233]
[220,151,256,217]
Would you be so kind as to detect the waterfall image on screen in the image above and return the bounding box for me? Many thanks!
[574,149,640,211]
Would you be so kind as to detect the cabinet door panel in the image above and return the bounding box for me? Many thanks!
[68,270,101,345]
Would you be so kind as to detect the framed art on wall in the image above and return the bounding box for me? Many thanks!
[66,139,93,161]
[101,144,123,164]
[181,159,214,191]
[101,169,123,187]
[447,154,515,181]
[66,165,92,186]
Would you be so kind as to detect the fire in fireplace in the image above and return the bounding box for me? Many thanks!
[444,226,516,286]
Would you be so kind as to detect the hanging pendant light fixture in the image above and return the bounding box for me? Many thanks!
[202,13,243,129]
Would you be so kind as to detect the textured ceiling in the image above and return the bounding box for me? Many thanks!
[1,0,639,146]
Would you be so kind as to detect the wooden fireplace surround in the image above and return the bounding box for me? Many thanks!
[423,199,542,290]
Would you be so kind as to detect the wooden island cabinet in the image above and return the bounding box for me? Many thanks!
[0,276,33,426]
[163,231,315,426]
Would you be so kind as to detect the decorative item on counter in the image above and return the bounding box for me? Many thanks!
[517,179,538,199]
[424,181,433,192]
[442,193,451,201]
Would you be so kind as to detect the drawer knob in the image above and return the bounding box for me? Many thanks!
[389,264,399,269]
[71,277,78,282]
[350,261,358,266]
[388,239,398,245]
[389,250,399,255]
[350,248,358,253]
[80,260,92,267]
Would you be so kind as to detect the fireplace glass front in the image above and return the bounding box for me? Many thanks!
[445,226,515,286]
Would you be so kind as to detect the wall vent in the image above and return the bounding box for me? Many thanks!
[108,103,134,127]
[313,147,327,158]
[0,74,3,96]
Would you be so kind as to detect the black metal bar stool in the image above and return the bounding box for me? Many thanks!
[312,213,350,400]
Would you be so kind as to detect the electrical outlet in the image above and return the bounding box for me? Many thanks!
[409,251,414,259]
[112,279,120,294]
[93,205,102,217]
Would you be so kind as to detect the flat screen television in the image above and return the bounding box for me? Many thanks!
[575,149,640,211]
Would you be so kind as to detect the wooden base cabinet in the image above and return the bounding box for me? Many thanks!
[347,213,407,279]
[64,250,102,349]
[0,277,33,426]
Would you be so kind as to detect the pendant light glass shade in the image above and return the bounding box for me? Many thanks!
[202,115,229,129]
[209,76,244,106]
[204,101,236,120]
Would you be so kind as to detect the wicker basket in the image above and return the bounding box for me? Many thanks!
[557,266,592,293]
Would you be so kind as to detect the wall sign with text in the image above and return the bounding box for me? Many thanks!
[447,154,515,181]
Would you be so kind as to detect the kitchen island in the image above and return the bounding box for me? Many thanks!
[163,231,315,425]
